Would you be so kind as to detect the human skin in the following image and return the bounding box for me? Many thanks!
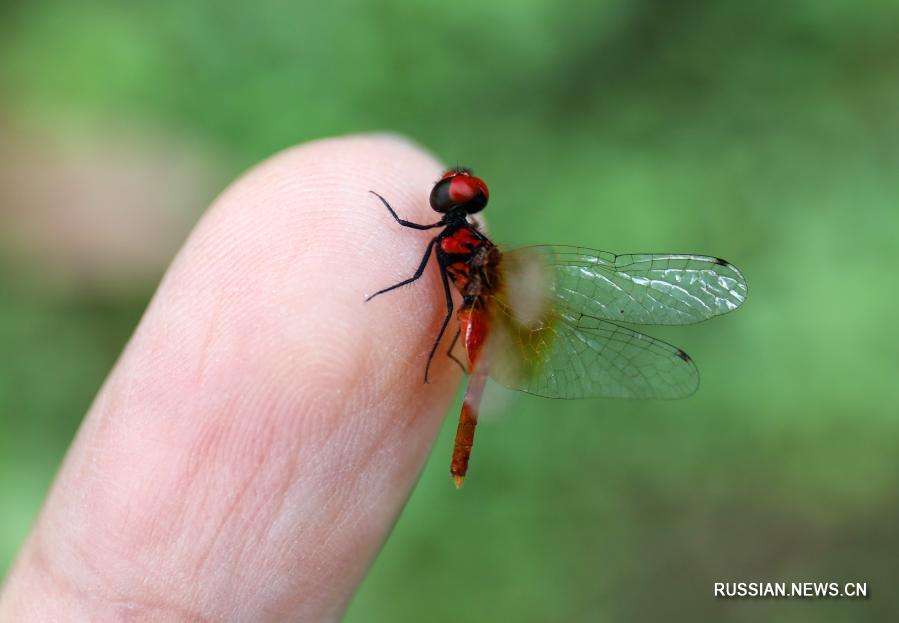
[0,135,460,622]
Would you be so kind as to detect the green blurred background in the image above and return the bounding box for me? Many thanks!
[2,0,897,620]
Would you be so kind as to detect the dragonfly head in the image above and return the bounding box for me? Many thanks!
[430,167,489,215]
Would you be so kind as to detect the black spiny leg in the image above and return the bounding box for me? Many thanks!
[423,261,455,383]
[367,190,454,383]
[366,237,437,302]
[446,330,466,373]
[370,191,444,230]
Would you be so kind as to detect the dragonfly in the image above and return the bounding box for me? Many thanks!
[366,167,747,488]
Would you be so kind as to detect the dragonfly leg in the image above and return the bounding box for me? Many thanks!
[369,191,443,230]
[423,261,454,383]
[365,237,437,302]
[446,329,466,373]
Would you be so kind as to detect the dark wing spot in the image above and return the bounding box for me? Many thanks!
[675,349,692,362]
[713,257,730,266]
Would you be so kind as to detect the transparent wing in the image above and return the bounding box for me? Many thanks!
[502,245,747,325]
[486,246,704,399]
[488,303,699,399]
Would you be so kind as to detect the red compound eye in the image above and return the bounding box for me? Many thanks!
[449,175,488,203]
[430,168,489,214]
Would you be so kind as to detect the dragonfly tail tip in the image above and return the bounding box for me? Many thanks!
[452,474,465,489]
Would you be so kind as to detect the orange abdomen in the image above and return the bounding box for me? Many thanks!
[458,303,490,373]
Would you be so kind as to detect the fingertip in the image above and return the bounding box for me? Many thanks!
[2,133,461,621]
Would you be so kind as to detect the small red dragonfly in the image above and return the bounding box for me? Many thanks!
[367,167,747,488]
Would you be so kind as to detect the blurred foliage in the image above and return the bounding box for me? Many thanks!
[2,0,899,620]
